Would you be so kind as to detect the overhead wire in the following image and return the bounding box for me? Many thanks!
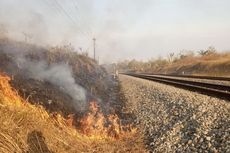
[70,0,93,37]
[48,0,92,43]
[41,0,94,54]
[42,0,73,26]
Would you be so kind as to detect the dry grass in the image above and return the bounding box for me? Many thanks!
[118,52,230,76]
[0,73,146,153]
[164,52,230,76]
[0,39,111,116]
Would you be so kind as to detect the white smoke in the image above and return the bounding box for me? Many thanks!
[17,57,86,108]
[0,44,87,110]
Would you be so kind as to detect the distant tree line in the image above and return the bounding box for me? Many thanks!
[117,46,218,73]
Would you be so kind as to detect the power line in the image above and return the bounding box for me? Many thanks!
[41,0,81,33]
[67,0,93,53]
[41,0,95,58]
[93,38,96,61]
[52,0,79,27]
[52,0,91,41]
[70,0,93,37]
[69,0,95,58]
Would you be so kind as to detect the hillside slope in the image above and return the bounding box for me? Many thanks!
[118,52,230,76]
[158,53,230,76]
[0,38,146,152]
[0,73,145,152]
[0,38,110,116]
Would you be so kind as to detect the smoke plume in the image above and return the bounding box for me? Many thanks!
[2,46,87,110]
[20,59,86,103]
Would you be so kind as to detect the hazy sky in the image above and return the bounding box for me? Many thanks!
[0,0,230,63]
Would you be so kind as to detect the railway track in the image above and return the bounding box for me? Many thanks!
[141,73,230,81]
[123,73,230,101]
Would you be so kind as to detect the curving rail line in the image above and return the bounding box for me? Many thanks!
[123,73,230,101]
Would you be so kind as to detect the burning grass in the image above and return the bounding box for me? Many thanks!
[0,39,111,118]
[78,101,137,139]
[0,73,22,105]
[0,73,146,152]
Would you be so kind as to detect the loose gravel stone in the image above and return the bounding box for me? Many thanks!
[119,75,230,153]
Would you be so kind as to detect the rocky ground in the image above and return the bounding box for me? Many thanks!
[119,75,230,153]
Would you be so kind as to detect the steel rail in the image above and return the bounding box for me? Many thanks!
[138,74,230,92]
[139,73,230,81]
[123,73,230,101]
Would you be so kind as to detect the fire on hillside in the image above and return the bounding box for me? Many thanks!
[77,101,136,139]
[56,100,137,139]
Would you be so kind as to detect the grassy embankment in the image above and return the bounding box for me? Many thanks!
[0,73,145,152]
[118,50,230,76]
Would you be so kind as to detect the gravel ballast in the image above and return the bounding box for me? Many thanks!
[119,75,230,153]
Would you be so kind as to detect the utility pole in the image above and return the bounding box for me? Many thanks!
[79,47,82,52]
[22,32,32,43]
[23,32,28,42]
[93,38,96,61]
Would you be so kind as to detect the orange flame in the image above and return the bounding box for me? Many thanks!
[0,73,136,140]
[0,73,22,105]
[79,101,106,136]
[79,101,136,139]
